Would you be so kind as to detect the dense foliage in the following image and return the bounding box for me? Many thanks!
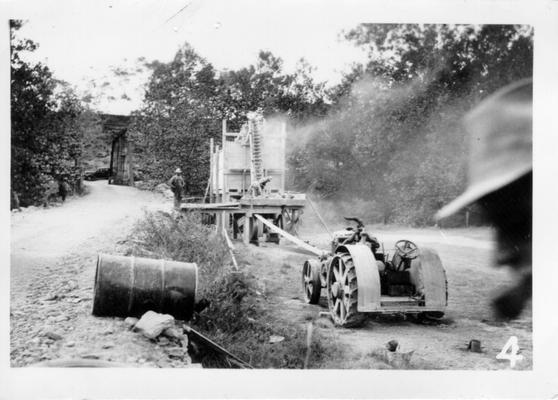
[131,24,531,224]
[129,47,327,195]
[129,211,341,368]
[290,24,533,225]
[12,21,532,224]
[11,20,86,206]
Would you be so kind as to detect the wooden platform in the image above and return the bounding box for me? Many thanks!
[180,202,240,212]
[180,194,306,245]
[238,196,306,208]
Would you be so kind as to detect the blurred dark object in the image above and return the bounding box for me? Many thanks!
[11,189,21,211]
[467,339,482,353]
[386,340,399,352]
[437,79,532,320]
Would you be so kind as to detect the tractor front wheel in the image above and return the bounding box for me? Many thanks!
[327,253,364,327]
[302,260,321,304]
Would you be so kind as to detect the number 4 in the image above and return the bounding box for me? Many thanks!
[496,336,523,368]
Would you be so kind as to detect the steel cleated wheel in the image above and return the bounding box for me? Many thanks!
[327,252,365,327]
[302,259,321,304]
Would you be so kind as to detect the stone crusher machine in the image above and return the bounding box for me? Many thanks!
[302,217,447,327]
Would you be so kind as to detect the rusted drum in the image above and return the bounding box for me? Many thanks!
[92,254,197,320]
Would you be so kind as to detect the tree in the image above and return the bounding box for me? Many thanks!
[129,44,223,195]
[289,24,533,225]
[131,46,330,194]
[11,20,85,206]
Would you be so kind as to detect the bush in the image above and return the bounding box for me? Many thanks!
[193,275,341,369]
[130,211,229,291]
[128,210,341,368]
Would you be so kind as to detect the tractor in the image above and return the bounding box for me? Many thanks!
[302,217,447,327]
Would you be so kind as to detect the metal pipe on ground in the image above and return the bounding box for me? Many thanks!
[184,325,253,369]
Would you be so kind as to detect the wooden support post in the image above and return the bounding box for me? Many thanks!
[209,138,214,202]
[232,214,238,239]
[222,225,239,271]
[215,145,220,203]
[281,121,286,192]
[127,138,134,187]
[215,212,222,233]
[243,211,251,245]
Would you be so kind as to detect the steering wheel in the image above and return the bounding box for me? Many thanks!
[394,240,419,260]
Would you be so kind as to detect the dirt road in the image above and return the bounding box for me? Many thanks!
[10,180,184,367]
[10,184,532,369]
[239,222,533,370]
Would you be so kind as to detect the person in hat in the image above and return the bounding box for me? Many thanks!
[249,176,272,197]
[168,168,185,210]
[436,79,532,320]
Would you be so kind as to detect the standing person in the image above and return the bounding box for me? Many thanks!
[11,189,21,211]
[168,168,185,210]
[436,79,532,320]
[58,178,68,202]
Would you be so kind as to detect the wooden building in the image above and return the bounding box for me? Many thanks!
[183,113,306,245]
[208,115,286,202]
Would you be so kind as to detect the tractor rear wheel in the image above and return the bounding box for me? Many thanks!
[302,260,321,304]
[327,252,364,327]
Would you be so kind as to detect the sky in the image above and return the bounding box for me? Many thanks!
[10,0,373,114]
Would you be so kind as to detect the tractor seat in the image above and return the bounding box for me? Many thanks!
[382,269,415,297]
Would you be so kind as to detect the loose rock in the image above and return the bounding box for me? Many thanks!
[166,347,185,358]
[124,317,139,329]
[44,293,61,301]
[134,311,174,339]
[43,331,63,341]
[162,327,183,339]
[269,335,285,344]
[52,315,68,323]
[315,318,334,329]
[64,280,78,291]
[80,354,100,360]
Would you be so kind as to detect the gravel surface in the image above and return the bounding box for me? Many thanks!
[10,181,532,370]
[10,180,192,367]
[238,224,532,370]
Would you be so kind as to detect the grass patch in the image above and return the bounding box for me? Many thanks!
[129,210,229,290]
[128,210,342,369]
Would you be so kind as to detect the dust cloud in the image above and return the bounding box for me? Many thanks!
[284,73,472,226]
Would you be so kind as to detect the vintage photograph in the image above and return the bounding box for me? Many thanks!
[4,0,556,397]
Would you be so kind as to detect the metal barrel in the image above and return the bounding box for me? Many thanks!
[92,254,198,321]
